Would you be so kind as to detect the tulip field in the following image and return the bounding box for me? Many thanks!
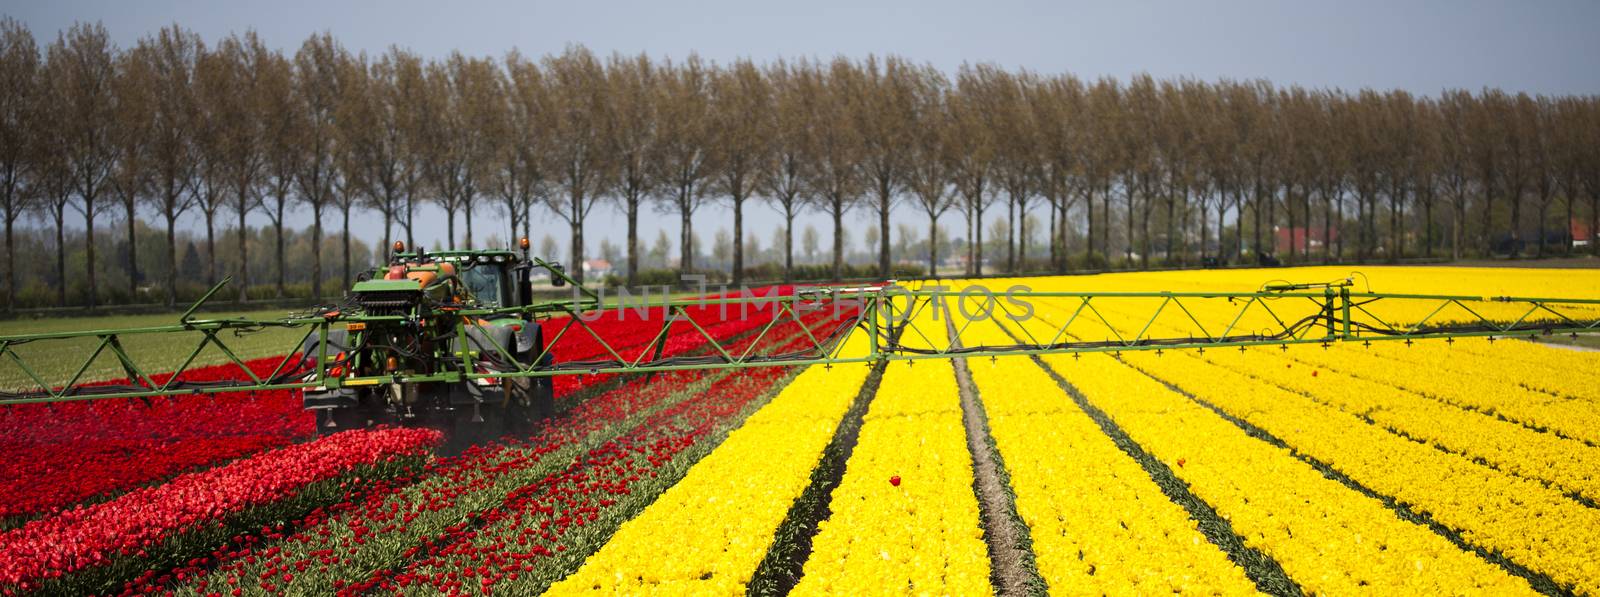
[4,266,1600,595]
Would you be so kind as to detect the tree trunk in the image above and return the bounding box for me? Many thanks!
[236,206,248,304]
[1355,191,1367,262]
[878,187,892,278]
[1452,196,1463,260]
[311,206,324,300]
[1086,188,1096,264]
[626,195,639,287]
[1536,200,1549,259]
[1171,188,1184,260]
[679,188,693,274]
[928,212,939,278]
[404,193,416,251]
[204,211,216,287]
[964,206,974,277]
[1128,188,1137,266]
[164,213,178,307]
[1333,191,1344,261]
[1564,186,1574,256]
[571,202,585,286]
[1390,188,1402,261]
[382,207,393,261]
[966,202,979,276]
[831,205,843,281]
[1509,185,1523,258]
[464,198,474,249]
[341,205,352,290]
[783,206,795,282]
[445,209,456,251]
[1006,194,1016,272]
[1286,187,1297,262]
[3,212,13,311]
[1139,187,1150,269]
[1481,189,1495,256]
[54,209,66,306]
[1048,195,1059,272]
[275,201,286,299]
[125,199,138,299]
[1251,185,1263,263]
[1424,194,1435,258]
[733,194,745,286]
[84,204,97,310]
[1215,191,1226,264]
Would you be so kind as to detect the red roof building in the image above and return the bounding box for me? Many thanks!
[1274,226,1340,254]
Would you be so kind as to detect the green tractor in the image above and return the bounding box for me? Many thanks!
[300,241,571,437]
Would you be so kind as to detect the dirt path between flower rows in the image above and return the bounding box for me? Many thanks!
[945,318,1041,595]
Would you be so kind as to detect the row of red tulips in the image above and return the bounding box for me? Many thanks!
[131,300,837,595]
[385,337,814,595]
[0,427,440,595]
[149,307,845,595]
[1,359,314,521]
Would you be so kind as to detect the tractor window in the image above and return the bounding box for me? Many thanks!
[460,264,507,307]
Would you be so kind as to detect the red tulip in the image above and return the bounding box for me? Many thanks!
[890,475,902,487]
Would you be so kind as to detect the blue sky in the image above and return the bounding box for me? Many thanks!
[6,0,1597,257]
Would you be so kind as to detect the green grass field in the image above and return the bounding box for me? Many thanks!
[1,309,309,393]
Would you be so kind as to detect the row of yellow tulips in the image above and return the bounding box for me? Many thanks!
[1206,346,1600,503]
[1364,339,1600,403]
[1037,348,1535,595]
[793,358,990,595]
[1289,342,1600,445]
[1120,348,1600,594]
[549,334,875,594]
[959,313,1259,595]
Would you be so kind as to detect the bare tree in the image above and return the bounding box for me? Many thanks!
[903,64,954,276]
[948,64,1001,276]
[503,51,549,252]
[132,26,203,305]
[192,35,237,289]
[451,54,504,250]
[31,100,76,306]
[806,58,865,280]
[759,58,815,282]
[541,46,611,283]
[1083,77,1123,265]
[387,49,427,250]
[0,18,38,311]
[290,33,348,298]
[1032,74,1084,272]
[991,68,1038,272]
[47,22,117,308]
[1436,90,1475,260]
[256,34,295,301]
[333,49,371,286]
[604,52,656,285]
[655,54,715,274]
[109,44,152,300]
[709,58,771,286]
[855,55,918,278]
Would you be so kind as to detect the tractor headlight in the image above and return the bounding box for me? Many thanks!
[494,254,507,263]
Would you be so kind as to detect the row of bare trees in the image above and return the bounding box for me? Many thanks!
[3,20,1599,311]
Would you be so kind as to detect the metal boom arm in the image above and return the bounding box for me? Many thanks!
[4,280,1598,406]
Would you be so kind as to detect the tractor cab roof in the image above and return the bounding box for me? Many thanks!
[393,249,523,265]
